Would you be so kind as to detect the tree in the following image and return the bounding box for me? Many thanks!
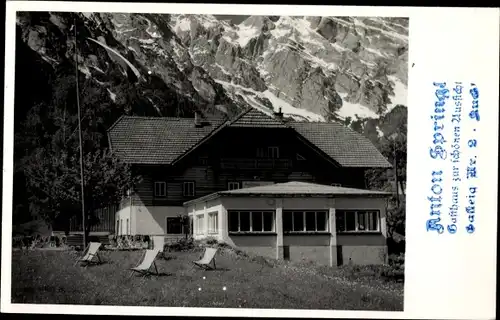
[16,71,140,242]
[23,146,140,241]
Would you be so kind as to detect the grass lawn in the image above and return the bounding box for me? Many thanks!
[11,246,404,310]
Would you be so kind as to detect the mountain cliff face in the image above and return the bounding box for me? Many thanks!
[169,14,408,121]
[15,12,407,124]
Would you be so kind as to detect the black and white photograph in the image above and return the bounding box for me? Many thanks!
[10,8,409,311]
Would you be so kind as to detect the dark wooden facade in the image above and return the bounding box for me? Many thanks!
[130,127,368,207]
[69,204,118,233]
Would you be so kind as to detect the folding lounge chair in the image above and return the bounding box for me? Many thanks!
[153,236,165,258]
[129,248,161,277]
[76,242,102,266]
[192,247,218,270]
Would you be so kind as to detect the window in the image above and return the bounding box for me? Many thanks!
[296,153,306,161]
[166,217,184,234]
[256,147,265,158]
[228,211,275,232]
[116,220,119,235]
[283,211,328,232]
[336,210,380,232]
[268,146,279,158]
[120,219,123,235]
[331,183,342,187]
[199,156,209,165]
[154,181,166,197]
[126,219,129,235]
[196,214,205,235]
[183,181,195,197]
[228,182,240,190]
[208,212,218,234]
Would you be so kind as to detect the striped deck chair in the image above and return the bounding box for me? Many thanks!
[153,236,165,251]
[76,242,102,266]
[192,247,218,270]
[129,248,161,277]
[153,236,165,258]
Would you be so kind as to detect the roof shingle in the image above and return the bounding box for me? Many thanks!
[289,121,392,168]
[229,107,288,128]
[107,116,226,165]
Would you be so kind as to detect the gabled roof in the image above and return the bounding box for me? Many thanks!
[228,107,288,128]
[289,122,392,168]
[184,181,391,206]
[107,108,392,168]
[107,116,226,165]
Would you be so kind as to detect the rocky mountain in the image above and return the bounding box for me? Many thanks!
[15,12,407,123]
[169,14,408,122]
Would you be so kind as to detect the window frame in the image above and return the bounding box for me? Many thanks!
[283,210,329,233]
[198,156,209,166]
[227,181,241,190]
[208,212,219,234]
[154,181,167,198]
[268,146,280,159]
[336,210,381,233]
[256,147,265,158]
[183,181,196,197]
[195,214,205,235]
[165,216,184,235]
[228,210,276,234]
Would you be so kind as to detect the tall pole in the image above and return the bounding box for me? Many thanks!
[393,138,399,208]
[74,18,86,247]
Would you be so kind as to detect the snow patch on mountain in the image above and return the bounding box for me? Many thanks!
[337,93,379,120]
[387,76,408,112]
[107,89,117,102]
[174,17,192,32]
[215,79,325,122]
[235,25,260,47]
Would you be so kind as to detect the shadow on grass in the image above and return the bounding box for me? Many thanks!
[201,267,231,272]
[131,271,174,278]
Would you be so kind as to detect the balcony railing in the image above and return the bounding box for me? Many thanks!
[220,158,292,170]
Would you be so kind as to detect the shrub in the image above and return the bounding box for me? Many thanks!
[205,237,218,245]
[381,253,405,281]
[165,237,196,252]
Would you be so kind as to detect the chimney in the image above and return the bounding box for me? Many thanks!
[194,111,202,128]
[274,107,284,119]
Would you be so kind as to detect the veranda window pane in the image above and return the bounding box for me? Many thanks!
[252,212,263,232]
[345,212,356,231]
[316,211,327,231]
[368,211,379,231]
[240,211,250,231]
[357,212,367,231]
[283,213,293,232]
[293,211,304,231]
[229,212,239,232]
[263,212,274,231]
[305,212,316,231]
